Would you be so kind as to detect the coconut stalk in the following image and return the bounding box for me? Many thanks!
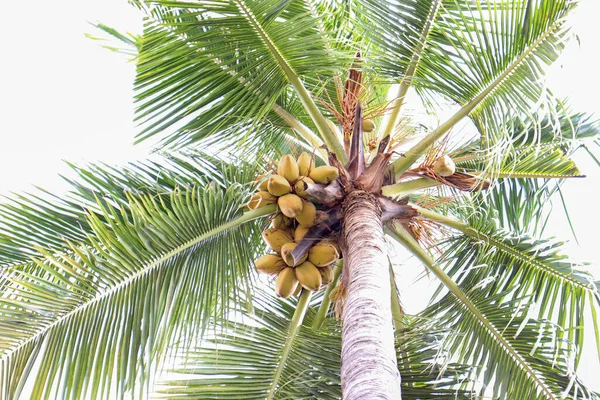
[267,290,312,399]
[381,177,440,198]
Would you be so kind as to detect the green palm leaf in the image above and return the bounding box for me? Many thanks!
[152,290,475,399]
[131,0,346,150]
[387,0,578,175]
[416,0,575,135]
[0,150,259,265]
[354,0,442,79]
[389,224,598,399]
[0,158,273,399]
[422,291,598,399]
[457,110,598,235]
[456,146,581,179]
[419,206,600,365]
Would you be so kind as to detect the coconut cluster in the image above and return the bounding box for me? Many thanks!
[250,153,342,298]
[256,217,340,298]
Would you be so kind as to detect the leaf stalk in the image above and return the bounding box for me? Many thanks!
[267,289,312,400]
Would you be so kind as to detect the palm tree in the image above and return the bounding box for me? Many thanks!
[0,0,599,398]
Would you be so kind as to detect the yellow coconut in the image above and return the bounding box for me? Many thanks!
[262,227,293,252]
[294,225,310,242]
[267,174,291,196]
[278,193,304,218]
[247,191,276,210]
[297,152,316,177]
[321,239,341,254]
[308,242,339,267]
[276,267,299,298]
[309,166,339,184]
[293,176,314,199]
[295,201,316,227]
[254,254,286,275]
[255,174,269,191]
[432,155,456,177]
[362,119,376,132]
[319,265,334,285]
[295,261,322,291]
[277,155,300,183]
[271,213,292,230]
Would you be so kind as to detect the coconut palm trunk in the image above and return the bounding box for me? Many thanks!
[341,190,401,399]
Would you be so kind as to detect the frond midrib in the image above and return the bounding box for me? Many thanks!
[464,228,592,291]
[417,207,595,293]
[232,0,346,161]
[378,0,442,142]
[140,13,326,153]
[464,16,568,113]
[464,171,583,179]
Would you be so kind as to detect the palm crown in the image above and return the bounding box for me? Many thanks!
[0,0,599,399]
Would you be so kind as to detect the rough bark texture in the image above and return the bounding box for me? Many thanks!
[341,190,401,399]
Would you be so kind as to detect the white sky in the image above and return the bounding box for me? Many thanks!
[1,0,599,395]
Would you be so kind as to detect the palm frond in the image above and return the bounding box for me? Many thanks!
[498,109,600,147]
[131,0,347,150]
[422,290,599,399]
[473,178,558,235]
[386,0,578,175]
[86,22,140,57]
[152,289,475,399]
[417,0,576,139]
[354,0,575,126]
[0,158,273,398]
[389,223,598,399]
[456,146,581,179]
[0,150,260,266]
[454,110,599,235]
[0,190,90,264]
[355,0,442,80]
[419,206,600,366]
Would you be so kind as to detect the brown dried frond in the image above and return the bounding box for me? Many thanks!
[404,218,447,257]
[341,66,363,142]
[443,172,491,191]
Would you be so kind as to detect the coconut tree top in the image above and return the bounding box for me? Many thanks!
[0,0,599,399]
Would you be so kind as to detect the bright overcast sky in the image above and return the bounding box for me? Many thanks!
[0,0,599,393]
